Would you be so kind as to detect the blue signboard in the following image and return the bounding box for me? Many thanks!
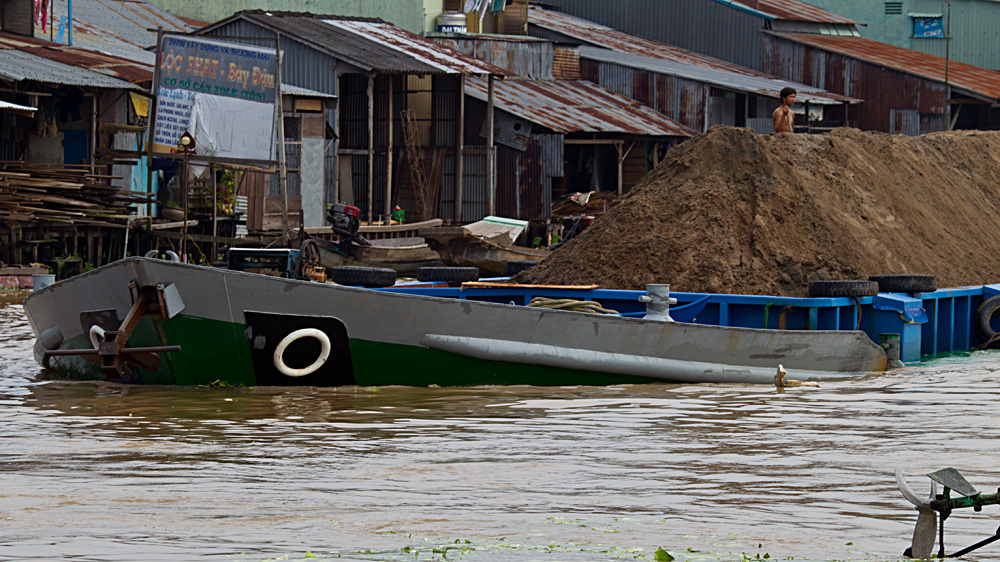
[913,17,944,38]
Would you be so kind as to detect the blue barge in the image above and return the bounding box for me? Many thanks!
[380,282,1000,365]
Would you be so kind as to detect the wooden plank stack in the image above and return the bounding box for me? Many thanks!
[0,162,147,226]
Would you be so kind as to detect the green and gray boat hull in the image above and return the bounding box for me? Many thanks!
[24,258,887,386]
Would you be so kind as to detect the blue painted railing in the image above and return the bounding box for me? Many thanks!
[376,282,1000,365]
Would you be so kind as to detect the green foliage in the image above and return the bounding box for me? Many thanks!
[196,379,237,389]
[53,252,94,278]
[654,547,675,561]
[216,168,237,215]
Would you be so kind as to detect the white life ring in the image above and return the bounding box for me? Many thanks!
[89,325,106,349]
[273,328,331,377]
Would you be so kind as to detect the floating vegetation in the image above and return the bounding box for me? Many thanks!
[196,378,240,389]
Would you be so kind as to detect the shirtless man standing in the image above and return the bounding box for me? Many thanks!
[772,87,796,133]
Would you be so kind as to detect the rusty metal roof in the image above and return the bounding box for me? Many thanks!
[37,0,190,64]
[464,77,694,137]
[714,0,860,24]
[579,45,860,105]
[200,12,509,76]
[529,5,774,78]
[0,32,152,85]
[772,32,1000,101]
[529,5,855,103]
[0,47,142,89]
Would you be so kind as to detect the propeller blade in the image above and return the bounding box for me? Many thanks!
[896,468,930,507]
[910,506,938,559]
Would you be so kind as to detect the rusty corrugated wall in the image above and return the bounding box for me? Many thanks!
[434,38,553,79]
[763,35,947,134]
[496,137,552,220]
[581,58,708,133]
[552,47,581,80]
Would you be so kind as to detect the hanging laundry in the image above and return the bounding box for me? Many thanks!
[489,0,505,12]
[36,99,57,138]
[478,0,490,24]
[35,0,48,32]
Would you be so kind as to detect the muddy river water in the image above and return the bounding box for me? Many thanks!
[3,293,1000,562]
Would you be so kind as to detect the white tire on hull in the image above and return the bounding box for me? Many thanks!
[273,328,331,377]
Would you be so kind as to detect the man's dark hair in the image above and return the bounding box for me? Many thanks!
[780,87,797,101]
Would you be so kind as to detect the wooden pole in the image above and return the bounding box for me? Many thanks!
[456,74,465,222]
[90,93,97,172]
[386,75,393,222]
[333,84,341,207]
[211,163,217,262]
[275,32,290,239]
[486,74,495,217]
[182,151,188,263]
[616,141,623,196]
[367,72,375,224]
[945,0,953,130]
[146,27,162,229]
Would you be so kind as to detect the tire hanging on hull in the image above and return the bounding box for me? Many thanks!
[244,311,356,386]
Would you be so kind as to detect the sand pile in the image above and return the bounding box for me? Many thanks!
[515,126,1000,296]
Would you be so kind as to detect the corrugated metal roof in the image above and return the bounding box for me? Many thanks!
[200,12,509,76]
[0,99,37,116]
[37,0,190,64]
[0,48,141,89]
[528,5,773,78]
[325,19,509,75]
[464,77,694,137]
[772,32,1000,101]
[282,83,336,98]
[579,45,860,105]
[713,0,860,24]
[0,32,151,84]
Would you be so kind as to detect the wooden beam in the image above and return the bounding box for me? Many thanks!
[564,139,626,145]
[146,229,271,246]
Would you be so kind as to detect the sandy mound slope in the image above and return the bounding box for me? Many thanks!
[515,126,1000,296]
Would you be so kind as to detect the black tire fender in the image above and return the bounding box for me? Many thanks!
[808,280,879,298]
[975,295,1000,345]
[329,266,396,287]
[869,274,937,293]
[416,266,480,283]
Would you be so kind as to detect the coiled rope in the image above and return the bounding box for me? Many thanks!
[527,297,619,315]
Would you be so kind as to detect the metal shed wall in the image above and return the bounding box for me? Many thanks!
[580,59,708,133]
[537,0,769,71]
[435,38,554,79]
[200,20,339,100]
[796,0,1000,71]
[200,20,340,205]
[763,34,946,134]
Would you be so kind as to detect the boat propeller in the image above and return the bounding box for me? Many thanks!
[896,467,1000,558]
